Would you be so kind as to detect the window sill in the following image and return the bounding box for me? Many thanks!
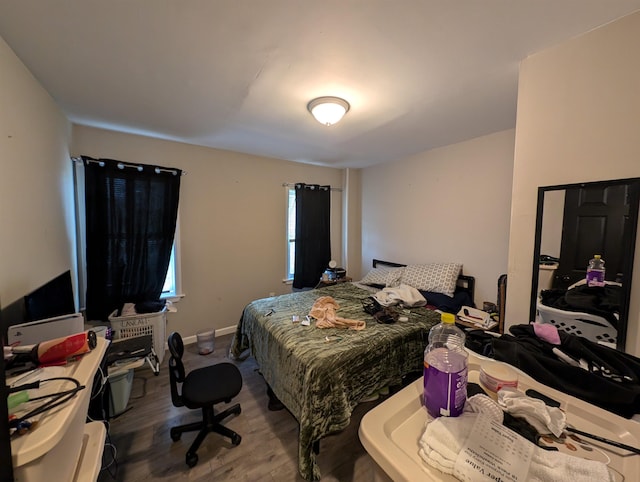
[161,293,185,304]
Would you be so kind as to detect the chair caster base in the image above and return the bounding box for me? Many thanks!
[186,452,198,467]
[170,427,181,441]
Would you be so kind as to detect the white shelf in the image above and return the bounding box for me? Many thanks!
[11,337,108,482]
[73,421,107,482]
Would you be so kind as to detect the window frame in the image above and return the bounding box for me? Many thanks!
[161,215,183,302]
[285,187,296,282]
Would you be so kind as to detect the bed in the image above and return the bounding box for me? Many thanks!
[230,259,474,481]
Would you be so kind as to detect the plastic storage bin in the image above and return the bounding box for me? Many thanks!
[108,307,167,364]
[108,368,134,416]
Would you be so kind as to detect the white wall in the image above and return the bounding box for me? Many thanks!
[361,129,514,307]
[540,190,564,259]
[7,8,639,351]
[507,11,640,355]
[71,126,346,336]
[0,35,75,325]
[343,168,362,279]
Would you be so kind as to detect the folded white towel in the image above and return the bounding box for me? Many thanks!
[464,393,504,422]
[435,394,504,465]
[419,413,614,482]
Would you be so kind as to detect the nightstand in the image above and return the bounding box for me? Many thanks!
[316,276,352,288]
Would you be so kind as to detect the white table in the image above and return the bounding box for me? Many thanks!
[359,351,640,482]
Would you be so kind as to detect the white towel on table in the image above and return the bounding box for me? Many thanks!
[498,388,566,437]
[419,412,614,482]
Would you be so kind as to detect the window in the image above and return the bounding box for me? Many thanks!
[73,159,182,311]
[161,214,182,300]
[286,188,296,280]
[161,243,178,298]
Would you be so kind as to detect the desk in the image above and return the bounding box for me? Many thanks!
[359,350,640,481]
[10,337,108,482]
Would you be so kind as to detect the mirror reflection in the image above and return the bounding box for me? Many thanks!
[530,178,640,351]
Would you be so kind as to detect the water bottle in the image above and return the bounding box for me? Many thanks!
[423,312,468,418]
[586,254,606,287]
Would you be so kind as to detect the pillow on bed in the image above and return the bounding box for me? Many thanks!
[401,263,462,297]
[359,266,404,288]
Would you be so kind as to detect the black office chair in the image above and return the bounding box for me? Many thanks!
[168,332,242,467]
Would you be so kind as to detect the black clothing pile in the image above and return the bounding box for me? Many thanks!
[540,284,621,328]
[134,299,166,314]
[466,324,640,418]
[116,299,166,316]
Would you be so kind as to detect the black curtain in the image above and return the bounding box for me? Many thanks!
[83,157,181,320]
[293,183,331,289]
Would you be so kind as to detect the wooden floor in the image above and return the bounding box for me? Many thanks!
[96,333,393,482]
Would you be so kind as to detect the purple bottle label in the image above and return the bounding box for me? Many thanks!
[586,269,605,287]
[423,361,467,417]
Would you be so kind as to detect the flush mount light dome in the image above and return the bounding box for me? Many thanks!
[307,96,350,126]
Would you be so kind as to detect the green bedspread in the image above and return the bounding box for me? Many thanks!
[230,282,440,481]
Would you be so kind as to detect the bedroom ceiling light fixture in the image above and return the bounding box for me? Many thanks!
[307,96,350,126]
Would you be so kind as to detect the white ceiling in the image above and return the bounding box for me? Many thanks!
[1,1,640,168]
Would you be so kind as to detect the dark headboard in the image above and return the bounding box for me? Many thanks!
[372,258,475,305]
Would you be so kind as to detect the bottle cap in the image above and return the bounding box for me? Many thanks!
[594,254,601,259]
[441,312,455,324]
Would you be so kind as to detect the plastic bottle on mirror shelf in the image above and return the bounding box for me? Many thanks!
[423,312,468,418]
[586,254,606,287]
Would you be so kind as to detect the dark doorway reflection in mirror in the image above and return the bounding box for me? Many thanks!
[530,178,640,351]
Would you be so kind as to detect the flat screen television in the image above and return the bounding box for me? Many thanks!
[23,270,75,322]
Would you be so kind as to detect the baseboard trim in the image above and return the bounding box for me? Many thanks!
[181,324,237,346]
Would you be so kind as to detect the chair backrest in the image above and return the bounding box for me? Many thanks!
[168,332,186,407]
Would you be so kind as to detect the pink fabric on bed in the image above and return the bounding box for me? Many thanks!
[309,296,366,330]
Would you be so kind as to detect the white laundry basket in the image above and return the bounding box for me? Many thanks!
[537,301,617,345]
[109,307,167,364]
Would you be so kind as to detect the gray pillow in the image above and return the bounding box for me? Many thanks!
[359,267,405,287]
[401,263,462,297]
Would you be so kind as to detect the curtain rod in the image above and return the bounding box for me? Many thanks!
[71,156,186,176]
[282,182,342,192]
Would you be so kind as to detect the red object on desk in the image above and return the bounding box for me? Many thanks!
[11,331,96,366]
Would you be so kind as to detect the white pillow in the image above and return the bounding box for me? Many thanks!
[401,263,462,297]
[359,266,405,287]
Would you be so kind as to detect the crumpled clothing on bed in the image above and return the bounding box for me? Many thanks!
[308,296,366,330]
[373,284,427,308]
